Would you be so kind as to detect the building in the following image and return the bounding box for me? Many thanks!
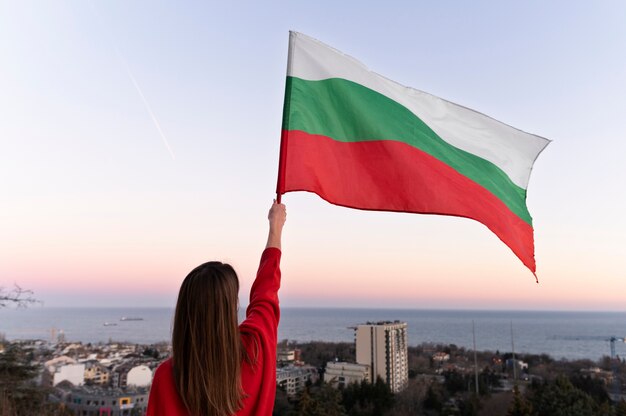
[84,361,111,386]
[432,352,450,363]
[112,363,151,388]
[126,365,152,387]
[324,361,370,388]
[277,348,301,364]
[51,384,149,416]
[43,356,85,387]
[506,358,529,372]
[276,365,318,397]
[355,321,408,393]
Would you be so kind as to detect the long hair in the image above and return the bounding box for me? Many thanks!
[172,261,243,416]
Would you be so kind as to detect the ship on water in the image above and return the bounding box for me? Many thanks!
[120,317,144,321]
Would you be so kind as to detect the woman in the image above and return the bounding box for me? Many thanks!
[147,202,286,416]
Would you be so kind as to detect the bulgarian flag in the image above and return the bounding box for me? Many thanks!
[276,32,550,277]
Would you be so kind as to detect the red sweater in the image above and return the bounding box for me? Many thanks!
[146,248,281,416]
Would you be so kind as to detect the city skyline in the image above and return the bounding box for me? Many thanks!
[1,1,625,310]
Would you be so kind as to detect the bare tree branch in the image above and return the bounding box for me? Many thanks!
[0,284,39,308]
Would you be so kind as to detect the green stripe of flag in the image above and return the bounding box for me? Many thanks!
[283,76,532,225]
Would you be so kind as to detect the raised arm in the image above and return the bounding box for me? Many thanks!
[240,202,287,336]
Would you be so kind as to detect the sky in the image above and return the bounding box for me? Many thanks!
[0,1,625,310]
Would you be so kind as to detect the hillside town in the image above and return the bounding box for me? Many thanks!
[2,320,626,415]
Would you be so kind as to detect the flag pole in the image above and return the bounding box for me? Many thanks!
[275,32,295,204]
[276,129,288,204]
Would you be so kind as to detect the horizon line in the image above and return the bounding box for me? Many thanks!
[4,305,625,314]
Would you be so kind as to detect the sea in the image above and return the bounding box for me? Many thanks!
[1,307,625,361]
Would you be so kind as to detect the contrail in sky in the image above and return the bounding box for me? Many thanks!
[115,49,176,160]
[89,1,175,160]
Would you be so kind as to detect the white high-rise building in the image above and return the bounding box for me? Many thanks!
[355,321,408,393]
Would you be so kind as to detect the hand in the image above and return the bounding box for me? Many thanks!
[266,200,286,249]
[268,200,286,231]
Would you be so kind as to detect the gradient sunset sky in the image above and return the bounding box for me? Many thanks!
[1,1,625,310]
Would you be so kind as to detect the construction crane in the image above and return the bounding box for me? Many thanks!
[608,336,625,360]
[552,335,626,359]
[551,335,625,401]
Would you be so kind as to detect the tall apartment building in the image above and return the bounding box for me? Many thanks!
[355,321,408,393]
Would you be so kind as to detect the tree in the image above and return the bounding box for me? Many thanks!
[0,285,37,308]
[423,383,445,413]
[340,378,393,416]
[615,400,626,416]
[569,374,610,405]
[295,341,355,369]
[443,370,466,394]
[386,378,428,415]
[528,376,599,416]
[296,388,316,415]
[296,384,346,416]
[0,343,41,414]
[314,384,346,416]
[481,367,503,392]
[273,386,294,415]
[142,347,160,359]
[458,393,481,416]
[0,343,71,416]
[507,386,532,416]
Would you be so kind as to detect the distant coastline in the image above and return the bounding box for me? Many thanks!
[23,305,626,313]
[1,307,625,361]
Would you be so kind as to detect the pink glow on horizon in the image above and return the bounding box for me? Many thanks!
[5,223,626,310]
[5,221,626,310]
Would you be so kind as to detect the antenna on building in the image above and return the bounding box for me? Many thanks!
[472,320,479,395]
[511,320,517,384]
